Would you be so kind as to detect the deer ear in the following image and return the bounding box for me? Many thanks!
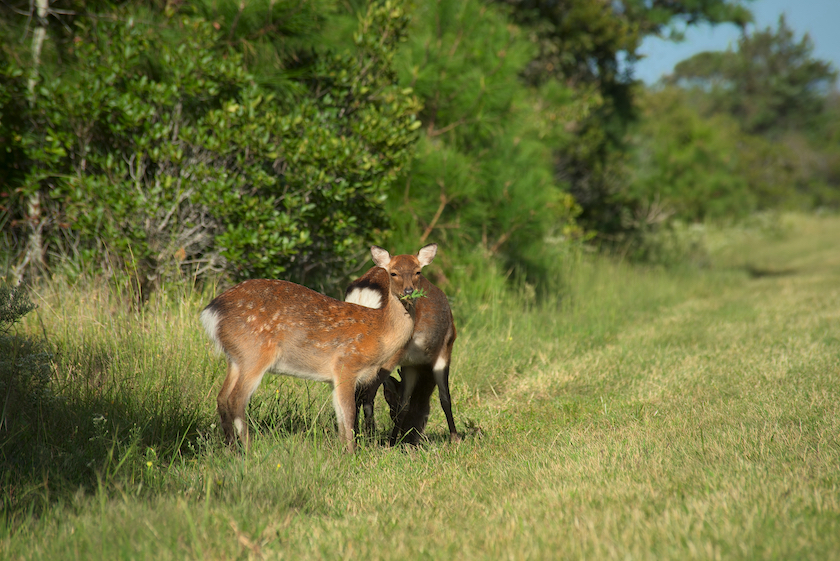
[371,245,392,268]
[417,243,437,267]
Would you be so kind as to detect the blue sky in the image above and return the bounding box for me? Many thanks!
[635,0,840,84]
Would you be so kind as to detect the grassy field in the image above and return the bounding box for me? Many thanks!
[2,214,839,560]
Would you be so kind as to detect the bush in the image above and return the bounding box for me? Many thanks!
[1,3,420,294]
[0,285,52,434]
[629,87,755,224]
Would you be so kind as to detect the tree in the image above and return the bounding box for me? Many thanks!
[384,0,583,285]
[488,0,756,235]
[670,15,838,135]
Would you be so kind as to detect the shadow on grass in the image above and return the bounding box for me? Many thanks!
[0,375,208,520]
[745,264,798,279]
[1,365,348,522]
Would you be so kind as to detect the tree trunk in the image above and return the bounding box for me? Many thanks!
[27,0,48,101]
[14,0,49,284]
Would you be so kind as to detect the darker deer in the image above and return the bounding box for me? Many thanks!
[346,246,459,445]
[200,244,437,453]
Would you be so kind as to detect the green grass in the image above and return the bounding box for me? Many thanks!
[2,214,839,559]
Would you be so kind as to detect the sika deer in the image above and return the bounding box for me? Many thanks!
[346,245,459,445]
[200,245,436,453]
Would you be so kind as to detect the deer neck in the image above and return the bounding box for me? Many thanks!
[384,292,415,349]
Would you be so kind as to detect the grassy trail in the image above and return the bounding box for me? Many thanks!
[2,215,839,559]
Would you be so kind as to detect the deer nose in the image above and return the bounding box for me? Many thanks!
[403,287,414,296]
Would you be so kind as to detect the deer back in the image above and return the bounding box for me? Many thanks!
[202,277,413,386]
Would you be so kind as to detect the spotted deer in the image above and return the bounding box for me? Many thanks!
[200,244,437,453]
[346,245,459,445]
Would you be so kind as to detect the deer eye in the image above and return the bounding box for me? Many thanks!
[391,272,397,277]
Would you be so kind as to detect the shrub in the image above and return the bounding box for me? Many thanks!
[0,285,52,433]
[1,3,420,294]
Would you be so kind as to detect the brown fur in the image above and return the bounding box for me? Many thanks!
[347,251,459,445]
[201,245,436,453]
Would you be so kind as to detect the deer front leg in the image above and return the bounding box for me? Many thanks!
[334,378,360,453]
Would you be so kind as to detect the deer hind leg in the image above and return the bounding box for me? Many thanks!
[383,375,401,425]
[217,360,242,446]
[354,381,377,438]
[433,355,460,442]
[353,385,366,435]
[389,366,421,446]
[221,354,272,450]
[333,377,360,453]
[402,366,435,445]
[354,367,395,439]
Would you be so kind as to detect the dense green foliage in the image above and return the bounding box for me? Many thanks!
[385,0,584,283]
[1,0,838,290]
[1,1,420,293]
[631,88,754,222]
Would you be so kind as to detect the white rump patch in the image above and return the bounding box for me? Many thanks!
[345,287,383,309]
[200,307,223,354]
